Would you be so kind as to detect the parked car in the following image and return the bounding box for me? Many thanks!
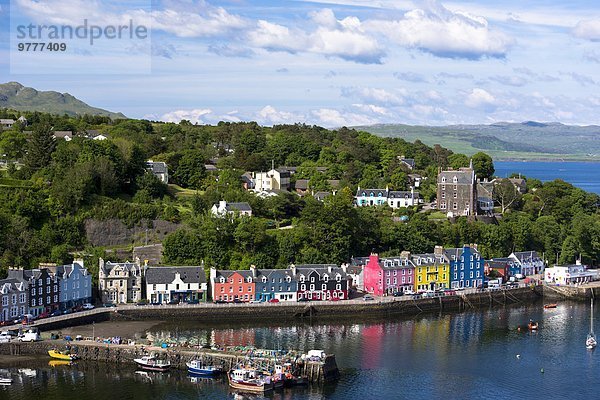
[82,303,95,310]
[186,299,200,305]
[19,328,41,342]
[167,299,180,305]
[37,312,50,319]
[268,298,280,303]
[214,300,227,304]
[404,290,415,296]
[363,295,375,301]
[0,331,13,343]
[330,297,341,301]
[297,297,310,302]
[232,299,243,304]
[50,310,62,317]
[103,303,116,308]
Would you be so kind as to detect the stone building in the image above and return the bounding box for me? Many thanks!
[98,258,145,304]
[437,167,477,217]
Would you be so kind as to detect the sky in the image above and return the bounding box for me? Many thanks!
[0,0,599,127]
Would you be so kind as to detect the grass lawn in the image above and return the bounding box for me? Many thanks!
[168,184,201,199]
[427,211,447,220]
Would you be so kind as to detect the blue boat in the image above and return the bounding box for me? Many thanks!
[186,360,223,376]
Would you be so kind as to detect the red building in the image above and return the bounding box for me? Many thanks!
[210,269,255,302]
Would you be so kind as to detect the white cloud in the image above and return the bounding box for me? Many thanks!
[573,19,600,41]
[150,6,247,38]
[351,103,389,115]
[311,108,377,127]
[256,106,305,125]
[366,1,513,59]
[247,9,384,64]
[341,87,404,105]
[489,75,528,87]
[158,108,213,124]
[465,88,497,108]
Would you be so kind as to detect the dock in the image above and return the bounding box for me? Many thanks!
[0,340,339,383]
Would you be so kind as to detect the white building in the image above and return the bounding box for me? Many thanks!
[146,160,169,184]
[253,168,290,192]
[0,119,15,130]
[544,263,598,286]
[211,200,253,217]
[145,266,207,303]
[355,187,421,209]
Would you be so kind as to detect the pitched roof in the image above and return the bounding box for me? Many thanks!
[512,251,541,261]
[295,179,309,190]
[212,269,255,282]
[0,119,15,124]
[226,202,252,212]
[53,131,73,138]
[313,191,331,201]
[146,161,167,174]
[356,188,388,197]
[146,266,206,284]
[389,191,420,198]
[438,168,475,185]
[399,158,416,168]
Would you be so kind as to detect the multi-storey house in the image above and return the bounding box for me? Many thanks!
[363,254,414,296]
[98,258,145,304]
[509,251,545,276]
[8,267,60,317]
[210,268,255,302]
[437,167,477,217]
[253,168,291,192]
[47,261,93,310]
[254,267,297,302]
[295,265,348,301]
[355,187,421,209]
[412,249,450,291]
[146,266,207,303]
[445,245,485,289]
[0,277,28,322]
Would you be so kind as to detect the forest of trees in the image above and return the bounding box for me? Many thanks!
[1,108,599,281]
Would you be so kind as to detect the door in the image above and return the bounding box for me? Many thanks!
[120,292,125,303]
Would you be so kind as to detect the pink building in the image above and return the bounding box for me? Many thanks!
[363,254,415,296]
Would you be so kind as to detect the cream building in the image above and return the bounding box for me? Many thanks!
[99,258,145,304]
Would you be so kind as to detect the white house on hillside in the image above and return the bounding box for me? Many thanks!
[211,200,253,217]
[253,168,290,192]
[146,160,169,184]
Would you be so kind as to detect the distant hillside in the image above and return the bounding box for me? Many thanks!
[0,82,126,119]
[355,122,600,161]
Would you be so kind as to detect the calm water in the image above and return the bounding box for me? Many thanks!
[495,161,600,194]
[2,301,600,400]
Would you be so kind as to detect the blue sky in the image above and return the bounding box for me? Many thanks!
[0,0,599,126]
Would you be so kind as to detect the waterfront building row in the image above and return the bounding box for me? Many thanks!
[0,261,92,322]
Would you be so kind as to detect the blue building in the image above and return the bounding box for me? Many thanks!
[254,268,298,302]
[445,245,485,289]
[53,261,93,310]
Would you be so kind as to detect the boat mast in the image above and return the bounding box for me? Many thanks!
[592,298,595,336]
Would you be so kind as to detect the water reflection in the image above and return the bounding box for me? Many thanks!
[3,301,600,399]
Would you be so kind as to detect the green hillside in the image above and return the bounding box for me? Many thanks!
[356,122,600,161]
[0,82,126,119]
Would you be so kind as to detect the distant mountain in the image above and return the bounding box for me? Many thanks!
[0,82,126,119]
[354,122,600,161]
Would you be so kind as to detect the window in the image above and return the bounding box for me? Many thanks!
[301,284,306,291]
[32,288,36,296]
[311,276,315,282]
[324,275,329,282]
[38,279,42,286]
[442,192,446,199]
[11,294,16,305]
[1,296,7,306]
[32,298,36,306]
[176,284,179,290]
[454,273,457,280]
[238,286,243,292]
[453,192,457,198]
[418,276,422,282]
[441,185,446,190]
[393,278,397,284]
[322,284,327,290]
[54,295,58,302]
[310,284,315,291]
[336,284,341,290]
[47,296,50,304]
[453,202,458,210]
[442,177,446,183]
[20,294,26,303]
[453,176,458,183]
[470,272,473,278]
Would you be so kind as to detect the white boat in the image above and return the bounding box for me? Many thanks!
[133,355,171,372]
[587,298,597,350]
[228,367,274,393]
[186,359,222,376]
[0,376,12,385]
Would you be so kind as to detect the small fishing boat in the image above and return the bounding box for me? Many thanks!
[48,349,79,361]
[587,298,597,350]
[544,303,558,309]
[528,320,539,331]
[228,367,274,393]
[186,360,222,376]
[133,355,171,372]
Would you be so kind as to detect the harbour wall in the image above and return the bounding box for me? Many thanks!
[0,340,338,383]
[538,284,600,301]
[2,286,542,332]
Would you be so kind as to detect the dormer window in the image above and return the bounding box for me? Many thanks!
[324,275,329,282]
[441,177,446,183]
[262,277,267,283]
[453,176,458,183]
[336,274,341,281]
[220,277,225,283]
[246,277,252,283]
[300,275,305,282]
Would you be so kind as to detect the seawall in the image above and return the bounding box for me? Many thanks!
[539,284,600,301]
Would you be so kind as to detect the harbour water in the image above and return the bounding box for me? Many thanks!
[495,161,600,194]
[1,300,599,399]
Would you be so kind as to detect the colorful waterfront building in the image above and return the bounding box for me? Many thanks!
[50,260,93,310]
[509,251,545,276]
[412,249,450,291]
[445,244,485,289]
[210,268,255,302]
[295,265,348,301]
[363,254,415,296]
[254,268,297,302]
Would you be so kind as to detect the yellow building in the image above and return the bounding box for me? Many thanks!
[412,253,450,291]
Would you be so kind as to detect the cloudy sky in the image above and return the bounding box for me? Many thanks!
[0,0,599,126]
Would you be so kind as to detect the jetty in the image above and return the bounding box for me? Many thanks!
[0,340,339,383]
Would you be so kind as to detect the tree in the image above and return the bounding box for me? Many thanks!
[471,152,494,180]
[494,179,521,213]
[447,153,469,170]
[0,131,27,160]
[24,123,56,172]
[172,150,206,189]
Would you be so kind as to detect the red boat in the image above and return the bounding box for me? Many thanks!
[544,303,558,309]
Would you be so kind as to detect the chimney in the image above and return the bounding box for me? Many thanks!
[219,200,227,209]
[328,265,333,274]
[290,264,297,276]
[434,246,444,256]
[209,267,217,283]
[400,251,411,259]
[250,264,257,277]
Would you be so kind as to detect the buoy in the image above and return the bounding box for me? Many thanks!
[516,354,520,359]
[540,368,544,373]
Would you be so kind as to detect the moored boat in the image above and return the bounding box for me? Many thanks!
[186,360,222,376]
[48,349,79,361]
[49,359,73,367]
[544,303,558,309]
[133,355,171,372]
[528,320,539,331]
[0,376,12,385]
[586,298,597,350]
[228,367,274,393]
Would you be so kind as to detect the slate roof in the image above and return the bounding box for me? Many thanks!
[350,257,370,267]
[438,168,475,185]
[146,266,206,284]
[356,189,388,197]
[389,191,420,198]
[399,158,416,169]
[53,131,73,139]
[226,202,252,212]
[212,269,255,282]
[379,257,413,269]
[0,119,15,125]
[241,172,253,184]
[147,161,168,174]
[512,251,541,261]
[295,179,309,190]
[295,265,347,278]
[411,253,447,266]
[327,180,340,189]
[0,278,26,293]
[101,261,140,274]
[313,191,331,201]
[205,164,218,171]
